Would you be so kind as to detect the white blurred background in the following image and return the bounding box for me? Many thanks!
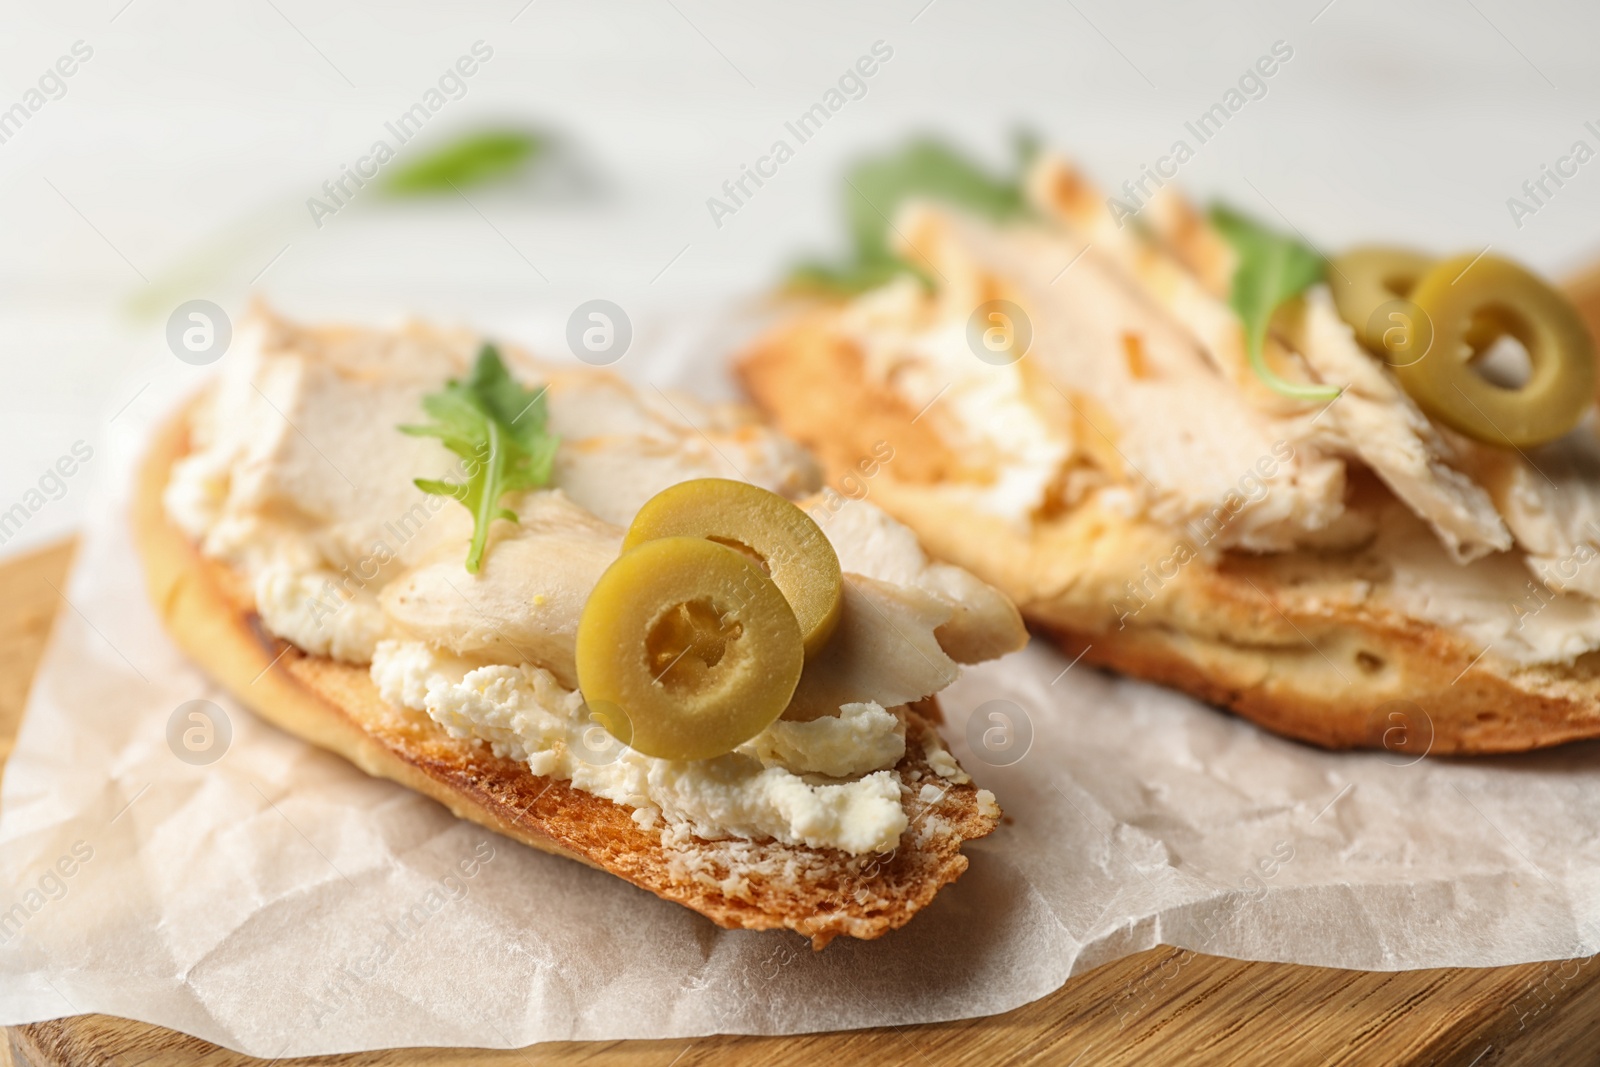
[3,0,1599,556]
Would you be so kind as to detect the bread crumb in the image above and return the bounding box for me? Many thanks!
[976,789,1001,820]
[924,744,971,784]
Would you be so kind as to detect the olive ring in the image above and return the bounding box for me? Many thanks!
[1400,254,1595,448]
[1330,247,1595,448]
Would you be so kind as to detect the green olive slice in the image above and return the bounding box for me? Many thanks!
[1328,246,1436,363]
[622,478,843,657]
[575,536,803,761]
[1401,253,1595,448]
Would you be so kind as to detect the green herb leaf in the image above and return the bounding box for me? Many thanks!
[785,249,924,297]
[788,136,1035,295]
[1209,204,1340,401]
[400,345,558,573]
[385,130,545,195]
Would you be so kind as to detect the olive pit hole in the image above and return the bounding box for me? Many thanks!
[647,599,742,688]
[1464,305,1534,389]
[1381,273,1417,298]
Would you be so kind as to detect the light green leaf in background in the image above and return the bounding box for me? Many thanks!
[787,134,1037,296]
[385,130,546,195]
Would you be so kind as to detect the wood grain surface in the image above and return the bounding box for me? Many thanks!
[3,540,1598,1067]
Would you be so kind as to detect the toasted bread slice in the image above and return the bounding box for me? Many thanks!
[134,402,999,948]
[740,316,1600,755]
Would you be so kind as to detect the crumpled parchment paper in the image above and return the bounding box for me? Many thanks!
[1,374,1596,1058]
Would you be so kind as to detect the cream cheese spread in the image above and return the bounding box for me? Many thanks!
[370,640,909,853]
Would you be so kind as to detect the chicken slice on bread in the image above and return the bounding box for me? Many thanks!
[135,307,1026,948]
[740,147,1600,755]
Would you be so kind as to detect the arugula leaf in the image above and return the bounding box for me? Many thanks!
[788,136,1035,295]
[400,345,558,573]
[385,130,545,195]
[786,249,920,296]
[1209,204,1340,401]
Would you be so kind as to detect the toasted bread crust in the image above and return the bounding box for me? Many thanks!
[133,402,998,948]
[739,315,1600,755]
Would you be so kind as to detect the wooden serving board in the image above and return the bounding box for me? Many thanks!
[3,540,1599,1067]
